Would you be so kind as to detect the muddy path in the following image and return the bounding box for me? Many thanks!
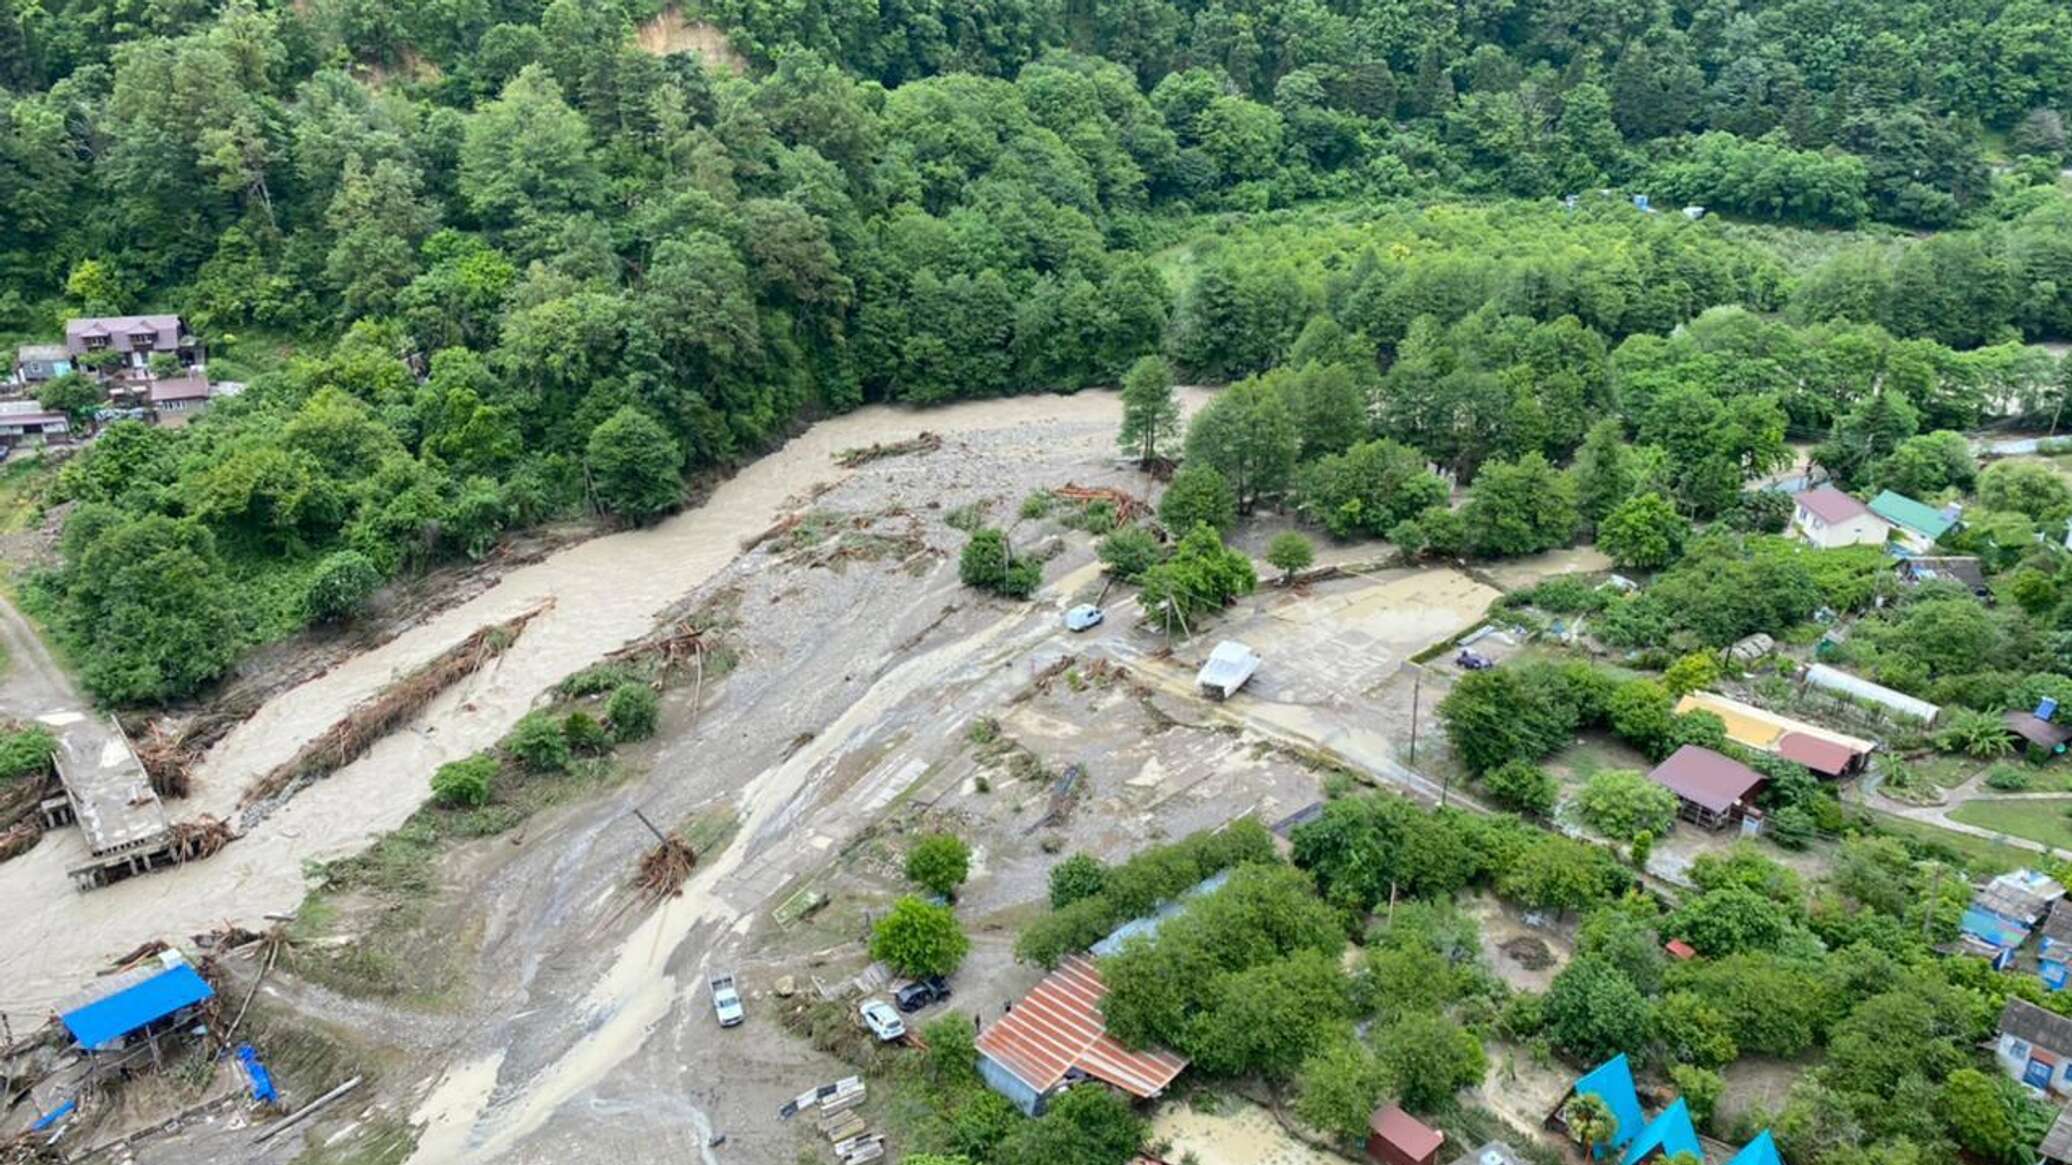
[0,390,1196,1038]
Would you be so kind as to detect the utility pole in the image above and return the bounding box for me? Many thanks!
[1408,666,1422,766]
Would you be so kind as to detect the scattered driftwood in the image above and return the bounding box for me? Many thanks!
[605,619,708,676]
[238,604,548,812]
[1053,483,1148,523]
[132,710,243,800]
[106,940,170,972]
[634,833,697,906]
[741,512,803,553]
[833,431,942,469]
[168,816,233,862]
[0,820,38,864]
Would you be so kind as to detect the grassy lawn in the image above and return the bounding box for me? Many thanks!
[1545,732,1652,785]
[1948,799,2072,854]
[1868,810,2038,875]
[1911,753,1980,789]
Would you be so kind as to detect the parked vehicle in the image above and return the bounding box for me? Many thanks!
[709,972,744,1027]
[859,998,906,1041]
[1064,604,1105,632]
[1456,650,1494,671]
[894,975,953,1013]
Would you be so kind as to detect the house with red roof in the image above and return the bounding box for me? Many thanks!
[974,954,1189,1115]
[1792,484,1892,549]
[1645,745,1767,830]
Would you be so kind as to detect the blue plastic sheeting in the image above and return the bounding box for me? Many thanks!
[237,1043,278,1103]
[1572,1054,1646,1154]
[1962,905,2030,951]
[30,1099,76,1132]
[1090,870,1234,957]
[1619,1098,1702,1165]
[59,965,214,1051]
[1726,1130,1784,1165]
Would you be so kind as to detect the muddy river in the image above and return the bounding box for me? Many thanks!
[0,389,1204,1027]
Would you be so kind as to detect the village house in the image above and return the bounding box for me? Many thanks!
[1644,745,1767,830]
[1868,490,1958,553]
[973,954,1188,1115]
[65,315,203,380]
[2006,698,2072,760]
[1998,998,2072,1095]
[1961,869,2065,968]
[2042,907,2072,991]
[11,343,71,387]
[56,954,215,1073]
[1792,485,1892,549]
[1366,1104,1443,1165]
[0,398,71,447]
[1893,556,1989,600]
[1674,691,1874,778]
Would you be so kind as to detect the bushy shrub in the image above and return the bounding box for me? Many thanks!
[606,682,659,742]
[431,753,497,807]
[1097,526,1163,581]
[507,711,571,772]
[302,550,383,623]
[1575,770,1679,840]
[0,725,56,779]
[959,528,1041,598]
[563,710,611,753]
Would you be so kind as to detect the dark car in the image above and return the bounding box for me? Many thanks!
[1456,650,1494,671]
[894,975,953,1013]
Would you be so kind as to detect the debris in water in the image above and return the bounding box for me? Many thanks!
[238,604,550,814]
[832,431,942,468]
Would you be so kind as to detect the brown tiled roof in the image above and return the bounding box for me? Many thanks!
[1646,745,1765,813]
[2006,711,2072,749]
[1796,485,1873,525]
[975,954,1187,1098]
[148,375,209,403]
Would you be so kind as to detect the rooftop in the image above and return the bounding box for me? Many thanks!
[58,962,214,1051]
[1369,1104,1443,1161]
[1803,664,1941,724]
[2000,997,2072,1052]
[1570,1054,1646,1153]
[2005,710,2072,750]
[975,954,1188,1099]
[17,344,67,362]
[2041,1105,2072,1162]
[1869,490,1957,539]
[1674,691,1875,772]
[1796,484,1874,525]
[54,714,170,855]
[1646,745,1766,814]
[147,374,210,403]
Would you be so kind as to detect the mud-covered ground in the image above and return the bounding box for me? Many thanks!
[10,388,1594,1163]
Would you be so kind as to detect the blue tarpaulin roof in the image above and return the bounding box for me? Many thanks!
[1962,905,2031,951]
[1573,1054,1646,1153]
[59,965,214,1051]
[1726,1130,1784,1165]
[1619,1098,1703,1165]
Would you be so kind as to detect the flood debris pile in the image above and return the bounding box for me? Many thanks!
[833,431,943,468]
[1051,482,1149,523]
[633,833,697,906]
[238,604,549,821]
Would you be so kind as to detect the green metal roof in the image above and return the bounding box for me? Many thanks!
[1869,490,1955,538]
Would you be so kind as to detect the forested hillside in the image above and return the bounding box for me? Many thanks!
[5,0,2072,702]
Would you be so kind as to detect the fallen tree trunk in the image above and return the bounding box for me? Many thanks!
[238,604,549,813]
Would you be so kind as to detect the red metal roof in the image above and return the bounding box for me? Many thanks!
[1369,1104,1444,1161]
[1646,745,1766,814]
[1796,485,1873,525]
[1776,731,1857,776]
[1664,939,1697,961]
[975,954,1188,1098]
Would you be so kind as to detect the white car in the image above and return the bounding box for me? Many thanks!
[859,998,907,1042]
[1064,604,1105,632]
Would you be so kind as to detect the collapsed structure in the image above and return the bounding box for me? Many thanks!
[35,714,179,890]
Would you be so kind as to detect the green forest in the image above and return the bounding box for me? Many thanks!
[7,0,2072,701]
